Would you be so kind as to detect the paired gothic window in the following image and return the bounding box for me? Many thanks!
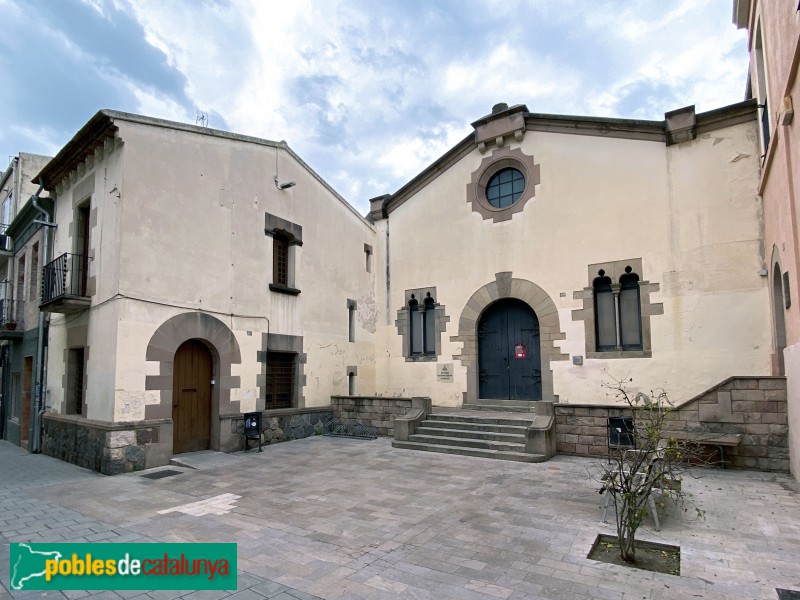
[396,288,449,361]
[593,266,642,352]
[408,293,436,356]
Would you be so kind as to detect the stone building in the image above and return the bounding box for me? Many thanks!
[734,0,800,480]
[34,111,375,473]
[0,152,52,450]
[370,101,768,409]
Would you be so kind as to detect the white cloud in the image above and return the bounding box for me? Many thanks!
[1,0,751,214]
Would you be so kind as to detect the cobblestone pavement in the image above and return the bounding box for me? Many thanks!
[2,437,800,599]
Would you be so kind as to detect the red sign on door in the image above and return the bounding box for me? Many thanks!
[514,343,526,359]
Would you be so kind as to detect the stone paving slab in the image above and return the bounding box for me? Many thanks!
[2,437,800,599]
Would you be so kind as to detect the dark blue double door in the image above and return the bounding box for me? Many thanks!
[478,299,542,400]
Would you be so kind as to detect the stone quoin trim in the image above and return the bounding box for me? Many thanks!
[144,313,242,451]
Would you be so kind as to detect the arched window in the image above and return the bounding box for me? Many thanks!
[408,292,438,357]
[619,270,642,350]
[408,295,422,355]
[593,266,643,352]
[593,271,616,351]
[423,293,436,355]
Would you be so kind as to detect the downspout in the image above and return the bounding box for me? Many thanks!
[29,178,54,453]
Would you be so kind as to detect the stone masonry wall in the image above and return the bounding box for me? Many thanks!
[554,376,788,472]
[226,408,333,449]
[330,396,422,436]
[42,414,162,475]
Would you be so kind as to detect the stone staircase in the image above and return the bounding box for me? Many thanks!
[392,411,548,462]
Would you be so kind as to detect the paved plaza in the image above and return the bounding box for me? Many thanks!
[1,436,800,600]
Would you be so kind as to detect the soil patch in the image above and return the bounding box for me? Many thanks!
[588,534,680,575]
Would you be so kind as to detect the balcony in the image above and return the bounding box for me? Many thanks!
[40,253,91,314]
[0,298,24,339]
[0,225,12,255]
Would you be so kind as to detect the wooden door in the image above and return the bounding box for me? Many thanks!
[172,339,213,454]
[478,299,541,400]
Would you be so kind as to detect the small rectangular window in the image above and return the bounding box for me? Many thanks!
[347,299,357,342]
[265,352,295,409]
[364,244,373,273]
[16,254,25,306]
[273,237,289,286]
[29,242,39,301]
[67,348,85,415]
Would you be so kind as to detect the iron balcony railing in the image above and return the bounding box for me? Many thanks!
[0,224,11,252]
[0,298,24,330]
[0,280,23,329]
[41,252,88,305]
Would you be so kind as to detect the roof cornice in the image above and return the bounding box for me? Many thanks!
[380,100,758,217]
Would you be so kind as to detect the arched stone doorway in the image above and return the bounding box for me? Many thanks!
[145,313,242,452]
[172,339,214,454]
[452,272,568,405]
[478,298,541,400]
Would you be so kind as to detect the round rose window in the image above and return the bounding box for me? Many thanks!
[485,167,525,208]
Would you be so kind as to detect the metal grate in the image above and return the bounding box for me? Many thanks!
[140,469,183,480]
[265,352,294,409]
[323,418,378,440]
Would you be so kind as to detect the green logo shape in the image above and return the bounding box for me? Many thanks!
[10,543,237,590]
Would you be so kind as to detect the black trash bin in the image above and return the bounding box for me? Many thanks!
[244,412,262,452]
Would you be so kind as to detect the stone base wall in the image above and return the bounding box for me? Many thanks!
[221,408,333,452]
[42,414,170,475]
[331,396,428,436]
[555,376,789,472]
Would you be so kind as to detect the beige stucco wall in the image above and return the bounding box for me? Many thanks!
[45,120,376,420]
[377,118,771,406]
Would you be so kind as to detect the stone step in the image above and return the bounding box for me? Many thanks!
[421,419,529,434]
[430,413,535,427]
[461,401,537,413]
[392,440,546,463]
[416,426,524,443]
[409,433,525,452]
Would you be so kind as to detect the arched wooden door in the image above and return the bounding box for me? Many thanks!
[478,299,542,400]
[172,339,213,454]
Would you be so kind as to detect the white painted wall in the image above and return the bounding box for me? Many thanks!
[46,119,376,420]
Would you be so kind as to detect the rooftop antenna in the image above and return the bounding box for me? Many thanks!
[196,110,208,128]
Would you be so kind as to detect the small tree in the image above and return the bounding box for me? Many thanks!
[594,376,706,564]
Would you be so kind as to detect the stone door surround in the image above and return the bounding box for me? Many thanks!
[145,312,242,451]
[452,273,568,404]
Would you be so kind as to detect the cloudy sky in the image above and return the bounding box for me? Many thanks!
[1,0,748,215]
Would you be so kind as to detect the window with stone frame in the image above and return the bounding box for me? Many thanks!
[593,267,643,352]
[273,235,289,286]
[573,259,662,359]
[266,213,302,296]
[396,288,450,362]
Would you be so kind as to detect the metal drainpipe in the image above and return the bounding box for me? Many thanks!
[29,179,52,453]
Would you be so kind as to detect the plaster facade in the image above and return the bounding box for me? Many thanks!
[373,103,771,408]
[0,152,52,449]
[36,112,375,470]
[735,0,800,480]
